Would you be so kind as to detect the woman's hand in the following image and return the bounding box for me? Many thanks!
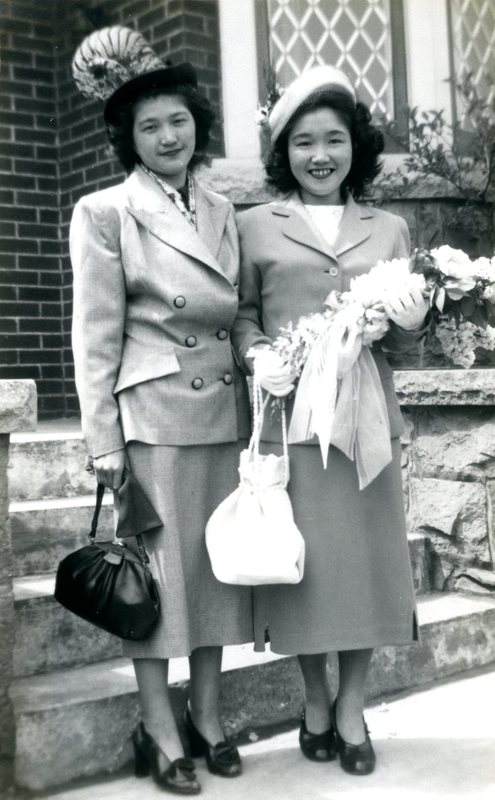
[253,349,295,397]
[383,285,429,331]
[337,326,362,377]
[93,449,126,490]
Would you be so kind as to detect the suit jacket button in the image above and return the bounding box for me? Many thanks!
[329,266,339,277]
[216,328,228,340]
[223,372,233,385]
[192,377,203,390]
[185,335,197,347]
[174,295,186,308]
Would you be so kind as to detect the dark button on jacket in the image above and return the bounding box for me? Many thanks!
[185,335,197,347]
[174,295,186,308]
[216,328,228,340]
[223,373,233,385]
[192,377,204,390]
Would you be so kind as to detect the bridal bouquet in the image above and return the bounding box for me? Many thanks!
[273,246,495,376]
[260,247,495,489]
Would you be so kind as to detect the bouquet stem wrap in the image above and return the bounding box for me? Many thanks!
[288,323,392,489]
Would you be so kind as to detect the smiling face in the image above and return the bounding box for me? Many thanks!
[132,93,196,189]
[287,106,353,205]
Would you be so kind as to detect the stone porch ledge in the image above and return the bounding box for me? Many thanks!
[198,158,490,206]
[0,380,37,434]
[394,368,495,406]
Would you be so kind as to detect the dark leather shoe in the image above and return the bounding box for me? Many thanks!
[132,722,201,794]
[333,704,376,776]
[299,710,337,762]
[184,706,242,777]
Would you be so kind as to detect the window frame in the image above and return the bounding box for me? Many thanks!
[254,0,409,146]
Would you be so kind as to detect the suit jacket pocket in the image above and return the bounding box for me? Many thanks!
[113,345,181,394]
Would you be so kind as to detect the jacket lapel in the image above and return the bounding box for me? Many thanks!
[273,193,336,260]
[195,182,230,261]
[272,192,373,261]
[124,168,228,277]
[334,195,372,256]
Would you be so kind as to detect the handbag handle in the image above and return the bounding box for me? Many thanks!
[249,378,289,486]
[89,483,106,542]
[88,482,151,566]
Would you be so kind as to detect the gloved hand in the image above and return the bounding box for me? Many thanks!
[383,285,429,331]
[93,448,126,490]
[252,348,295,397]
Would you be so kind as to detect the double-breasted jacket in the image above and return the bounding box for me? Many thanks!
[232,193,422,443]
[70,165,250,458]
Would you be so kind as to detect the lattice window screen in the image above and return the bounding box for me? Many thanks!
[450,0,495,108]
[267,0,395,118]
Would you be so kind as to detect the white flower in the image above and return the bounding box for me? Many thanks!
[434,317,495,368]
[431,246,474,279]
[483,284,495,303]
[472,256,495,279]
[348,258,425,308]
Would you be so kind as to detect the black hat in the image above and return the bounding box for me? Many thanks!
[72,25,198,124]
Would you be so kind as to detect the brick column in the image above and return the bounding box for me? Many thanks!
[0,380,36,792]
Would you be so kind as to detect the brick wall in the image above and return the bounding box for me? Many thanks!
[0,0,224,418]
[0,0,63,417]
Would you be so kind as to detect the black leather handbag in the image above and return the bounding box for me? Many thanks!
[54,482,160,640]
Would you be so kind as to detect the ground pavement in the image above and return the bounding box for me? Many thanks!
[26,664,495,800]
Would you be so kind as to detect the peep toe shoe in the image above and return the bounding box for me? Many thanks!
[184,706,242,777]
[132,721,201,794]
[299,710,337,762]
[332,704,376,776]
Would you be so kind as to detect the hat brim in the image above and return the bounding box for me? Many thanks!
[104,63,198,124]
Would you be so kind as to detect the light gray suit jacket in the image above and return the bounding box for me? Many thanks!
[232,193,423,443]
[71,166,250,458]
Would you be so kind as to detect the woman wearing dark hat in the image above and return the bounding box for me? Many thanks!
[70,26,252,794]
[233,66,429,776]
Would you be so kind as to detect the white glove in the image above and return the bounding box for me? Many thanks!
[383,285,429,331]
[252,349,295,397]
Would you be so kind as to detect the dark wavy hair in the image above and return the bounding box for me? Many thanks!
[265,90,384,199]
[106,84,215,174]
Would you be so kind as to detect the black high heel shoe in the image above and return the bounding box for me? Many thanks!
[132,721,201,794]
[332,702,376,776]
[299,710,337,762]
[184,706,242,778]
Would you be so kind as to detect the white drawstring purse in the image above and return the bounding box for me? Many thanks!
[206,380,305,585]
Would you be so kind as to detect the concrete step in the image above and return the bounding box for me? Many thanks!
[10,494,114,577]
[10,592,495,791]
[9,421,91,503]
[13,575,122,678]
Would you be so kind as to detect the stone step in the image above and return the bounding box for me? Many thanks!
[12,575,122,678]
[12,533,431,679]
[10,593,495,791]
[9,421,91,503]
[10,494,114,577]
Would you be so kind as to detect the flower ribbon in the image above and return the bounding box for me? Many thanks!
[288,323,392,490]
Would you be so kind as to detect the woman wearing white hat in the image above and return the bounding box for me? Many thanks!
[70,25,253,794]
[233,66,428,776]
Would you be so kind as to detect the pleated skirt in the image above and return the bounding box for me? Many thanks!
[254,438,418,655]
[123,441,254,659]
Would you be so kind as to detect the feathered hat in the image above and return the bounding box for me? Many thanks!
[72,25,198,124]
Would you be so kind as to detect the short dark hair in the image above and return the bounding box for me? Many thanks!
[265,90,384,199]
[106,84,215,173]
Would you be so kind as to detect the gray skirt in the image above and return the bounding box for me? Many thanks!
[254,438,418,655]
[123,441,254,659]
